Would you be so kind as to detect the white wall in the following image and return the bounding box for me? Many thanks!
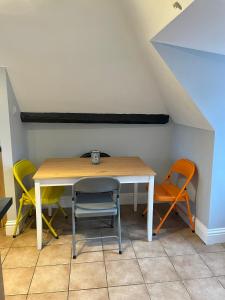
[0,68,27,233]
[121,0,211,130]
[154,0,225,55]
[25,122,173,192]
[154,44,225,230]
[171,123,214,227]
[0,0,166,114]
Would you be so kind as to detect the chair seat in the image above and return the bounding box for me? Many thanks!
[22,186,64,205]
[154,183,187,202]
[75,192,117,217]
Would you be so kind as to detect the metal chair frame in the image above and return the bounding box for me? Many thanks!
[71,177,122,259]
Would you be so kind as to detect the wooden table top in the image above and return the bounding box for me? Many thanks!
[33,156,156,180]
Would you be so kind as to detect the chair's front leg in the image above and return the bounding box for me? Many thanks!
[117,196,122,254]
[72,191,77,259]
[133,183,138,212]
[155,201,178,234]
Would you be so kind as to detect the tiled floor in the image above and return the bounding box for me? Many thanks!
[1,204,225,299]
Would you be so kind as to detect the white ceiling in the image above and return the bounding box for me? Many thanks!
[121,0,211,130]
[153,0,225,56]
[0,0,220,131]
[0,0,166,113]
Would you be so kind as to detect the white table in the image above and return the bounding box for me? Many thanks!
[34,157,155,249]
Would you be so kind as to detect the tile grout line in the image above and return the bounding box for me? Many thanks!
[197,252,216,276]
[157,233,195,300]
[0,247,10,265]
[25,244,41,299]
[67,245,73,300]
[131,238,151,300]
[102,234,110,300]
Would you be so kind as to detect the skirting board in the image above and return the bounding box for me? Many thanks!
[177,204,225,245]
[195,218,225,245]
[5,220,17,236]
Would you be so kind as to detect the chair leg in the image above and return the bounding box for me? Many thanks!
[57,203,68,218]
[49,208,59,225]
[155,201,177,234]
[110,216,115,228]
[142,207,147,216]
[117,205,122,254]
[72,197,77,259]
[13,201,24,238]
[186,198,195,232]
[41,213,59,239]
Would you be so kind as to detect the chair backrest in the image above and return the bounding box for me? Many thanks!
[166,158,195,190]
[80,152,111,158]
[74,177,120,194]
[13,159,36,198]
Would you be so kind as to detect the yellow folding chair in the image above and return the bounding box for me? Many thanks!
[143,158,196,235]
[13,159,67,238]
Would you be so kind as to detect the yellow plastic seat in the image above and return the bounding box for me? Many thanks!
[13,159,67,238]
[143,158,196,234]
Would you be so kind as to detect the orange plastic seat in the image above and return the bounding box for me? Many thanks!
[143,158,196,234]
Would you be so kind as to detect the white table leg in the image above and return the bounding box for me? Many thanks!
[35,181,43,250]
[133,183,138,212]
[147,176,154,241]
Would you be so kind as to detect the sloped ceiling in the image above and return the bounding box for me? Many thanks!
[0,0,219,131]
[152,0,225,130]
[153,0,225,55]
[121,0,212,130]
[0,0,166,113]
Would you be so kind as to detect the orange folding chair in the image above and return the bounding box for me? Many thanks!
[143,158,196,235]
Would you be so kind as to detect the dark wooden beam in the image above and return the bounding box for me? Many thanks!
[21,112,169,124]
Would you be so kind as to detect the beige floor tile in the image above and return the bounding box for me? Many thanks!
[43,234,72,246]
[171,254,212,279]
[37,244,71,266]
[72,251,104,263]
[217,275,225,288]
[102,236,130,251]
[184,277,225,300]
[3,247,39,268]
[29,264,70,293]
[12,230,37,247]
[3,267,34,295]
[127,225,147,240]
[200,252,225,276]
[69,262,107,290]
[108,284,150,300]
[77,239,103,253]
[104,240,135,261]
[188,235,225,253]
[0,248,9,263]
[132,240,166,258]
[106,259,143,286]
[147,281,191,300]
[27,292,68,300]
[160,233,196,256]
[5,296,27,300]
[0,230,13,248]
[101,228,129,242]
[138,257,179,283]
[177,228,195,239]
[69,288,108,300]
